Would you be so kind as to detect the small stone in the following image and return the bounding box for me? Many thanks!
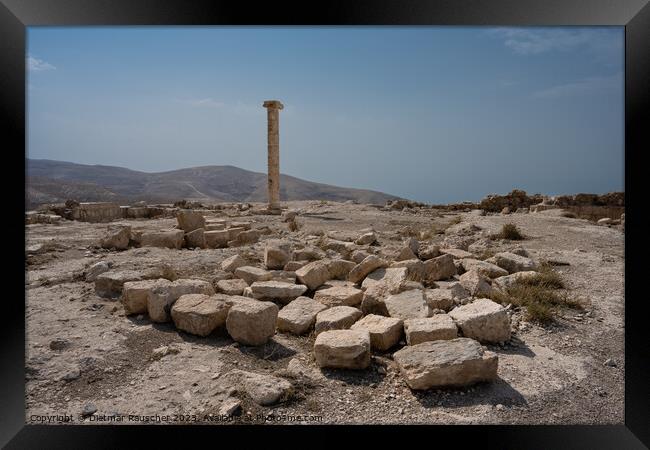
[221,254,247,272]
[81,404,97,417]
[604,358,617,367]
[49,338,70,351]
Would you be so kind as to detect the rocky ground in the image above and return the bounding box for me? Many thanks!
[24,201,624,425]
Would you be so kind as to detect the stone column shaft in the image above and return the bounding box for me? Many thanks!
[263,100,283,210]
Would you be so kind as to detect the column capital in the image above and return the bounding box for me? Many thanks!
[263,100,284,110]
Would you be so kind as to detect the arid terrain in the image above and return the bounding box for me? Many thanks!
[24,200,624,425]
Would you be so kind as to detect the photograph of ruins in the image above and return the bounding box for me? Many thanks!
[25,26,624,425]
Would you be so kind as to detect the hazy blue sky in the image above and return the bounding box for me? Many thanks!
[27,27,624,203]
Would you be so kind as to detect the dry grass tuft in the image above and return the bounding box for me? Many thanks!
[488,266,584,323]
[492,223,525,240]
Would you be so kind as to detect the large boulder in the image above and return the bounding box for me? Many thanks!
[449,298,511,343]
[147,279,215,323]
[384,289,431,320]
[249,281,308,303]
[100,226,131,250]
[226,300,278,345]
[171,294,230,336]
[276,296,328,335]
[314,306,362,335]
[422,254,457,282]
[350,314,403,351]
[140,230,185,249]
[487,252,538,274]
[313,330,371,369]
[348,255,389,284]
[295,260,332,290]
[176,210,205,233]
[313,285,363,307]
[404,315,458,345]
[234,266,273,285]
[393,338,498,389]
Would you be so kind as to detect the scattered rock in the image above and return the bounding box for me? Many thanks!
[216,278,248,295]
[147,279,215,323]
[449,298,511,343]
[313,285,363,307]
[459,270,494,297]
[393,338,498,389]
[492,271,538,290]
[314,306,363,334]
[221,254,247,273]
[440,248,474,260]
[460,259,509,279]
[295,260,332,290]
[355,232,377,245]
[234,266,273,285]
[327,259,356,280]
[486,252,538,274]
[176,209,206,233]
[219,398,242,416]
[122,279,172,315]
[264,241,291,270]
[226,300,278,345]
[100,226,131,250]
[418,244,440,260]
[404,315,458,345]
[604,358,617,367]
[171,294,230,336]
[85,261,113,282]
[81,403,98,417]
[140,230,185,249]
[313,330,371,369]
[277,296,328,335]
[249,281,308,303]
[348,255,389,284]
[422,254,457,282]
[423,289,455,312]
[225,370,293,406]
[184,228,206,249]
[384,289,431,320]
[351,314,403,351]
[49,338,71,351]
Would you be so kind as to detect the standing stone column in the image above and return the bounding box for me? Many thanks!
[263,100,284,212]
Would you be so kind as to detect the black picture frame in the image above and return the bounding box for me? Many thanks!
[2,0,648,447]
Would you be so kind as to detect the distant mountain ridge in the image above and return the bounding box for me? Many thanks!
[26,159,400,208]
